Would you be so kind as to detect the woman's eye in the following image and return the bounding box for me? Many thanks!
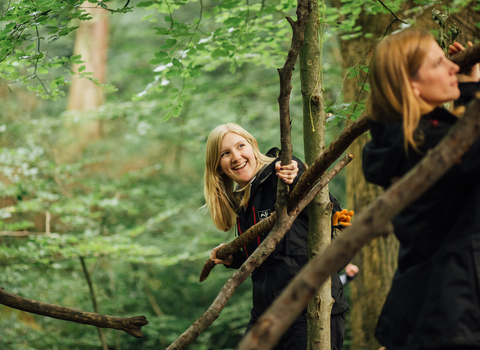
[221,152,229,157]
[238,144,245,149]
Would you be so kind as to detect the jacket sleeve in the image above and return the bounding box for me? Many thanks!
[225,249,246,270]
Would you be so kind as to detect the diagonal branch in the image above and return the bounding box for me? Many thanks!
[0,287,148,338]
[168,154,353,350]
[287,113,368,211]
[237,94,480,350]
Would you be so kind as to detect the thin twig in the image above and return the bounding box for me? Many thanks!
[80,257,108,350]
[376,0,407,24]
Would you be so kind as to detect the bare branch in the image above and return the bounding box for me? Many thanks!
[0,288,148,338]
[80,257,108,349]
[376,0,407,24]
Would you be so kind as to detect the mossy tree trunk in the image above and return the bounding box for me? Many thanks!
[299,1,333,349]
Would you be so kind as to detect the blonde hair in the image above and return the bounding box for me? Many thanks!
[368,28,436,150]
[204,124,275,231]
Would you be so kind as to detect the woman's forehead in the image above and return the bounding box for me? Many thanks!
[221,132,248,147]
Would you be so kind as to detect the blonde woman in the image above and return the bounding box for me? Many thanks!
[205,123,350,350]
[363,28,480,350]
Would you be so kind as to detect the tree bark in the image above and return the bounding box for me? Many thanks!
[237,94,480,350]
[299,0,333,348]
[0,287,148,338]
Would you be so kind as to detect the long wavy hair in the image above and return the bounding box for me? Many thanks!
[368,28,436,150]
[204,124,275,232]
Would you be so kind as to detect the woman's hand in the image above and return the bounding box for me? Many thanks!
[210,243,233,265]
[448,41,480,82]
[275,160,298,185]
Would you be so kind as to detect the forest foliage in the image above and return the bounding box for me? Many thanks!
[0,0,478,348]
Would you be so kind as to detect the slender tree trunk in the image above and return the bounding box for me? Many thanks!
[299,1,332,349]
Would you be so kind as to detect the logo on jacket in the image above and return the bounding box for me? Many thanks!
[258,209,271,221]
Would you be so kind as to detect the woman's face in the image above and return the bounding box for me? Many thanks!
[219,132,257,188]
[410,40,460,106]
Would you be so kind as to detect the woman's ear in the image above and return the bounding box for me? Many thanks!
[410,81,421,97]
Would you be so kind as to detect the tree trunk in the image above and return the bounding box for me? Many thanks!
[299,1,333,349]
[67,3,109,111]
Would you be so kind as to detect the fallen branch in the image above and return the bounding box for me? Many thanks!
[237,94,480,350]
[0,287,148,338]
[168,154,353,350]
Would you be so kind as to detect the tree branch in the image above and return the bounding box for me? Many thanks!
[287,113,368,211]
[0,287,148,338]
[237,93,480,350]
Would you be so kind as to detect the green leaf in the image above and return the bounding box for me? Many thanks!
[25,43,36,51]
[160,39,177,50]
[211,48,229,58]
[137,1,154,7]
[32,53,45,59]
[78,65,86,72]
[37,67,48,75]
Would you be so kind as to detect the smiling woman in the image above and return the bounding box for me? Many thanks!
[203,123,350,350]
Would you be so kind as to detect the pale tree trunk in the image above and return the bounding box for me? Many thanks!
[68,3,109,112]
[299,1,333,349]
[58,4,110,163]
[330,6,402,350]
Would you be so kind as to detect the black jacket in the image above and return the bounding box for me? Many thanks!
[363,106,480,350]
[455,81,480,108]
[227,149,349,321]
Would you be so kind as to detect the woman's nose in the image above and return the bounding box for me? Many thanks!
[451,61,460,74]
[231,150,241,161]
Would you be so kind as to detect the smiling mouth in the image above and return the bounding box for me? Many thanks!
[233,162,247,170]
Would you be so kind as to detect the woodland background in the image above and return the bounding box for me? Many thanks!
[0,0,479,349]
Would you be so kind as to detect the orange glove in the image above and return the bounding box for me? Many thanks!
[332,209,354,227]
